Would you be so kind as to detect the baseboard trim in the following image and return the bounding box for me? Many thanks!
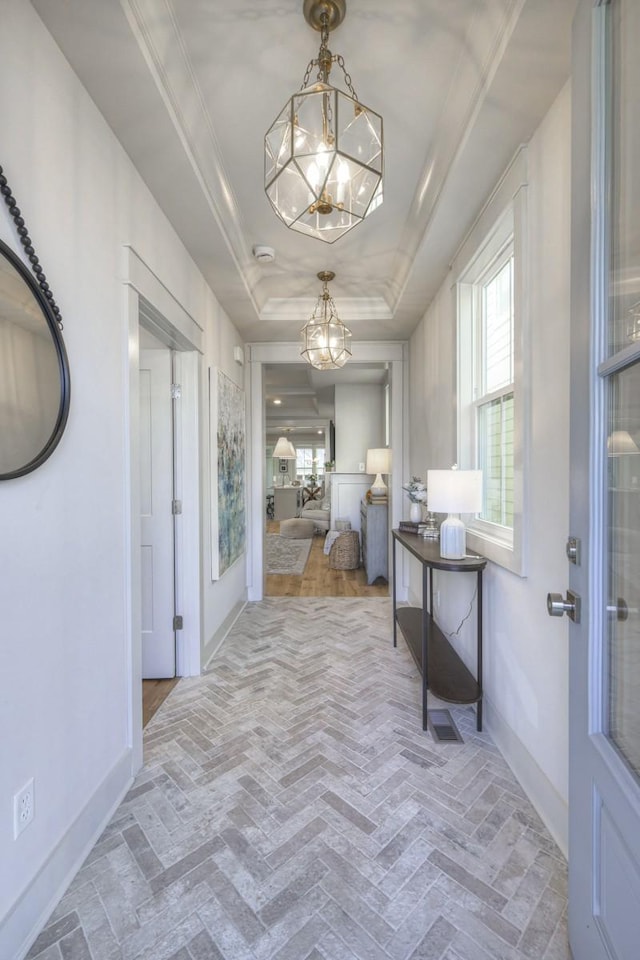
[202,600,247,671]
[2,749,134,960]
[484,697,568,858]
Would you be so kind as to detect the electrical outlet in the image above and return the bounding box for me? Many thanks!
[13,778,34,838]
[358,462,365,471]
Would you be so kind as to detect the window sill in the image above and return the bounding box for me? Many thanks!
[466,527,525,577]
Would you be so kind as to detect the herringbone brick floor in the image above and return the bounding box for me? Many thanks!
[27,598,569,960]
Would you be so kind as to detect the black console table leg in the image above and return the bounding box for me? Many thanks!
[422,563,429,731]
[476,570,483,732]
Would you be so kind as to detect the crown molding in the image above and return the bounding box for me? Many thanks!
[121,0,259,314]
[259,297,393,323]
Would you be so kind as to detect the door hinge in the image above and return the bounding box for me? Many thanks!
[173,615,184,631]
[171,383,182,399]
[172,499,182,515]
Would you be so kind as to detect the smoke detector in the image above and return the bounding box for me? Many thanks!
[253,244,275,263]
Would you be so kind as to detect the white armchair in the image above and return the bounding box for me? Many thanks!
[300,486,331,533]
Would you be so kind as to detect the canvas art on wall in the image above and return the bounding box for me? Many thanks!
[209,367,246,580]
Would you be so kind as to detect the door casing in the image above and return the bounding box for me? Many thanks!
[124,247,203,771]
[246,341,408,603]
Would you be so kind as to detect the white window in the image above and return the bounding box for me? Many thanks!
[455,149,527,574]
[476,246,515,528]
[296,446,325,481]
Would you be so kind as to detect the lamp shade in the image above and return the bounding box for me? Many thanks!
[366,448,392,475]
[366,448,391,498]
[427,469,483,514]
[608,430,640,455]
[273,437,297,459]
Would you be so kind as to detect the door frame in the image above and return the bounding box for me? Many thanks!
[246,340,408,602]
[124,246,203,771]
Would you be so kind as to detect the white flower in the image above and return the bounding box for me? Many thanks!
[403,476,428,503]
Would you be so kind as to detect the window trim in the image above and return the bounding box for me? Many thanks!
[454,147,529,576]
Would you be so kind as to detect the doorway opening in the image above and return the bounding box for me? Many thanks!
[247,343,405,604]
[139,331,178,680]
[125,247,203,769]
[138,328,182,725]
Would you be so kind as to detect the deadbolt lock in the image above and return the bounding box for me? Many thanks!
[566,536,581,565]
[547,590,581,623]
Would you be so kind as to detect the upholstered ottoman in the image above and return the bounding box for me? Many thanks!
[279,517,315,539]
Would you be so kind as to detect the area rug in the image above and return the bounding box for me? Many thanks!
[265,533,312,575]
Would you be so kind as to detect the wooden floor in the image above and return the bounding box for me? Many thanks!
[265,521,389,598]
[142,678,179,727]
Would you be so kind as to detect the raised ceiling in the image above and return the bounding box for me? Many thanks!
[32,0,575,345]
[264,361,387,438]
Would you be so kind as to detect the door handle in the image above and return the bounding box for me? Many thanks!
[547,590,581,623]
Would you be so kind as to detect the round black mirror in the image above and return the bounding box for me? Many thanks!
[0,238,70,479]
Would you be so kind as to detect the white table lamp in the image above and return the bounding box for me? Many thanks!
[366,448,392,498]
[427,468,483,560]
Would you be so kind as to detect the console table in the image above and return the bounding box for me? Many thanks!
[392,530,486,732]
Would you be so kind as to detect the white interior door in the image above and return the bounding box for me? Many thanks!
[568,2,640,956]
[140,346,176,678]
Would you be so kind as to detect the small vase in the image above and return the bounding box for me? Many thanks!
[409,502,423,523]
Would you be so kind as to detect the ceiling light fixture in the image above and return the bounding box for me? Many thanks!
[264,0,383,244]
[300,270,352,370]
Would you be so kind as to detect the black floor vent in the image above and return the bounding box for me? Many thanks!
[427,709,464,743]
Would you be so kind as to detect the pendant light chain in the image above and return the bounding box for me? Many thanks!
[298,17,359,100]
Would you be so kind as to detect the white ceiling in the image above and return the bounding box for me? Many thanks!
[31,0,576,351]
[264,361,387,438]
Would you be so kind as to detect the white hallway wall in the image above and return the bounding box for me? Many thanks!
[408,84,571,854]
[334,383,385,473]
[0,1,246,955]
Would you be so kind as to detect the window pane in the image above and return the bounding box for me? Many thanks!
[478,394,514,527]
[605,1,640,779]
[609,1,640,355]
[296,447,313,476]
[482,257,513,394]
[295,446,326,479]
[607,365,640,778]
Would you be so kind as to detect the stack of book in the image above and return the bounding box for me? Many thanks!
[398,520,420,534]
[399,519,440,539]
[366,491,388,505]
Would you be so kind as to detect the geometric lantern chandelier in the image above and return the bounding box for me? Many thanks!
[300,271,352,369]
[264,0,383,244]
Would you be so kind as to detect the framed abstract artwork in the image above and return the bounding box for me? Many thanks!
[209,367,246,580]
